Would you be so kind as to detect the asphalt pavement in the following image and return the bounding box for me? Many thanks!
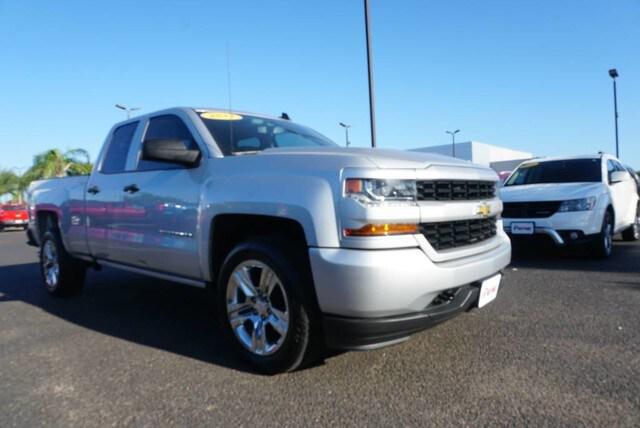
[1,230,639,427]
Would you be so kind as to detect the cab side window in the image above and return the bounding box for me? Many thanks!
[138,115,198,171]
[101,122,138,174]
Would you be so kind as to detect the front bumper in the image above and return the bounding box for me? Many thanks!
[503,210,602,246]
[309,234,510,319]
[323,283,482,349]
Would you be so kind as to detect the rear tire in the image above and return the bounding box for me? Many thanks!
[590,210,614,258]
[39,230,86,296]
[216,238,321,374]
[621,204,639,242]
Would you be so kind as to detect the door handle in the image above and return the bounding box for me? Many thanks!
[87,185,100,195]
[123,184,140,194]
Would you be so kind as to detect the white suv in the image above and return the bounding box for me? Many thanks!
[500,154,639,257]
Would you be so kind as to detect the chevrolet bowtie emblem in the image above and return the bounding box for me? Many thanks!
[476,203,491,218]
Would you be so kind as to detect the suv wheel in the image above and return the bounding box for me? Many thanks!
[217,239,320,374]
[591,210,614,258]
[621,204,639,241]
[39,230,86,296]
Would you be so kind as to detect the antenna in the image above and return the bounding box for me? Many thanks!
[225,41,233,114]
[225,41,234,147]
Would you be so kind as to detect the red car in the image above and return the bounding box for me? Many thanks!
[0,204,29,231]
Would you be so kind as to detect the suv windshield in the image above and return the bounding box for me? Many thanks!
[196,111,337,156]
[505,158,602,186]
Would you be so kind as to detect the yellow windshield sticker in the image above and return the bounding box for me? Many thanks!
[200,112,243,121]
[521,162,538,168]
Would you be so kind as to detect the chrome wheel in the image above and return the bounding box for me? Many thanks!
[42,240,60,290]
[226,260,290,356]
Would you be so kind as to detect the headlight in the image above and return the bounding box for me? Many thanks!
[344,178,416,205]
[558,196,596,212]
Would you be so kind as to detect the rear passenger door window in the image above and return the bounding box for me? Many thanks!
[101,122,138,174]
[138,115,198,171]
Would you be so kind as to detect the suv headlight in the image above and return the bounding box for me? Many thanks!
[344,178,416,205]
[558,196,596,212]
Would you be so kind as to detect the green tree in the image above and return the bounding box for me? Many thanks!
[0,169,32,203]
[23,148,92,181]
[2,149,93,202]
[0,169,21,201]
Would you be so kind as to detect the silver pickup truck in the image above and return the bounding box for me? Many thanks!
[28,107,511,373]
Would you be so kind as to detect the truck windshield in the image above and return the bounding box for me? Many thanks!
[505,158,602,186]
[196,111,337,156]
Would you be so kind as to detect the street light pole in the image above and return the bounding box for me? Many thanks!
[608,68,619,158]
[115,104,141,119]
[364,0,377,148]
[446,129,460,158]
[339,122,352,147]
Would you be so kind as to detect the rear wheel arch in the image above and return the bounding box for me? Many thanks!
[36,210,75,255]
[36,210,59,240]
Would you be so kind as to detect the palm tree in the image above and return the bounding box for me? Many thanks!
[0,169,20,201]
[24,148,92,180]
[1,149,92,203]
[0,169,30,203]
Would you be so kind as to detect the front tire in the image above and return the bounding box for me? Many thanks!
[217,239,320,374]
[621,204,639,241]
[39,230,86,296]
[591,210,614,258]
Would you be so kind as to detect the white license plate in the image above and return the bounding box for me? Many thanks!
[478,274,501,308]
[15,219,26,224]
[510,222,535,235]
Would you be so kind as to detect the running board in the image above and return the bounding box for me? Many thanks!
[96,260,207,288]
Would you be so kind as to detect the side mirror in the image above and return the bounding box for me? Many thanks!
[142,139,201,166]
[610,170,630,184]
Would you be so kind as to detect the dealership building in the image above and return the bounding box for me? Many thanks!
[411,141,532,172]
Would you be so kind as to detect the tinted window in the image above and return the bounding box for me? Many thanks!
[505,159,602,186]
[101,122,138,173]
[197,111,337,156]
[138,115,198,171]
[607,160,618,182]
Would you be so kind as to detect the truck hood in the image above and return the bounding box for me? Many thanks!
[499,182,603,202]
[259,146,479,170]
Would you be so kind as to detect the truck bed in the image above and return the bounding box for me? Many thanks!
[28,175,90,253]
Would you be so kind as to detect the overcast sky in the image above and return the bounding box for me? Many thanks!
[1,0,639,170]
